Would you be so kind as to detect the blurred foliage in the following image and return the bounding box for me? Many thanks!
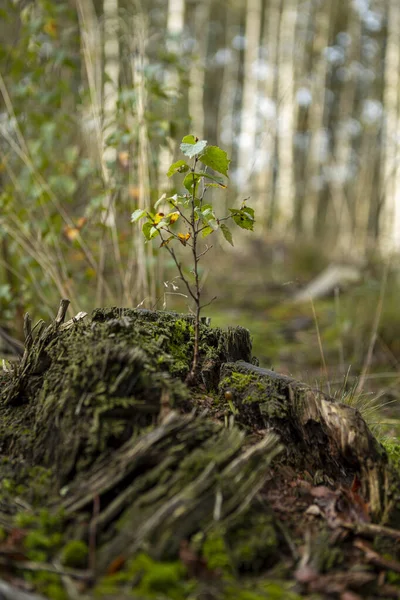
[0,0,191,327]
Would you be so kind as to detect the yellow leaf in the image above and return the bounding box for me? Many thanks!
[169,212,179,224]
[63,226,79,241]
[44,19,57,37]
[178,232,191,246]
[118,151,129,168]
[160,236,173,247]
[154,212,165,224]
[63,217,87,241]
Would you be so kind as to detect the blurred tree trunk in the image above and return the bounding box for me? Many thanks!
[274,0,296,229]
[157,0,186,190]
[381,0,400,253]
[217,2,241,159]
[302,1,331,238]
[237,0,262,196]
[103,0,120,169]
[188,0,211,139]
[256,0,282,228]
[129,12,156,306]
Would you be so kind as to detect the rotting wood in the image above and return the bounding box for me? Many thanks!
[218,360,388,518]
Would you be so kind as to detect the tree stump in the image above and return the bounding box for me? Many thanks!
[0,301,399,599]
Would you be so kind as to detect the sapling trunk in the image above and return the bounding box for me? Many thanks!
[187,157,201,384]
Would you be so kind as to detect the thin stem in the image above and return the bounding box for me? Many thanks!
[197,245,213,259]
[170,199,192,227]
[188,156,201,382]
[200,295,217,310]
[158,230,197,303]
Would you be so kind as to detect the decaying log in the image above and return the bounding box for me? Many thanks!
[0,304,399,599]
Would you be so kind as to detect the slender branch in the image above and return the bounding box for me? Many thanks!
[197,245,213,259]
[158,230,197,303]
[161,227,194,249]
[200,296,217,310]
[170,199,192,227]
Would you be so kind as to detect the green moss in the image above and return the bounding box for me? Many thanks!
[223,580,301,600]
[14,511,36,528]
[219,368,289,422]
[1,478,13,492]
[135,555,188,598]
[24,530,63,561]
[14,507,65,565]
[25,571,67,600]
[95,552,193,599]
[382,438,400,472]
[227,510,278,572]
[202,528,234,574]
[60,540,88,568]
[387,568,400,585]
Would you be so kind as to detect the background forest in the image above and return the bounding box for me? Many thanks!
[2,0,400,427]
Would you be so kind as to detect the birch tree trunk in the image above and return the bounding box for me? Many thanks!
[274,0,297,229]
[380,0,400,252]
[237,0,263,199]
[126,13,156,306]
[301,1,332,238]
[157,0,186,190]
[188,0,211,139]
[256,0,281,227]
[329,4,360,252]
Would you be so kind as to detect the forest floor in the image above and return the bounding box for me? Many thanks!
[197,237,400,442]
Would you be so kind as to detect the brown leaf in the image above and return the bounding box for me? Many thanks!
[106,555,126,575]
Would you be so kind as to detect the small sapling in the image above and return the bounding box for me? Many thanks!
[131,135,255,384]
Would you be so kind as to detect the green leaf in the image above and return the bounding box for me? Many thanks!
[166,193,187,207]
[202,207,215,219]
[181,135,196,144]
[142,222,159,240]
[183,172,202,194]
[180,139,208,158]
[154,194,166,210]
[229,206,255,231]
[205,183,226,189]
[167,160,189,177]
[221,224,234,246]
[149,226,160,238]
[202,226,214,238]
[142,221,152,240]
[131,208,147,223]
[242,206,254,218]
[198,171,226,186]
[155,220,169,230]
[199,146,230,177]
